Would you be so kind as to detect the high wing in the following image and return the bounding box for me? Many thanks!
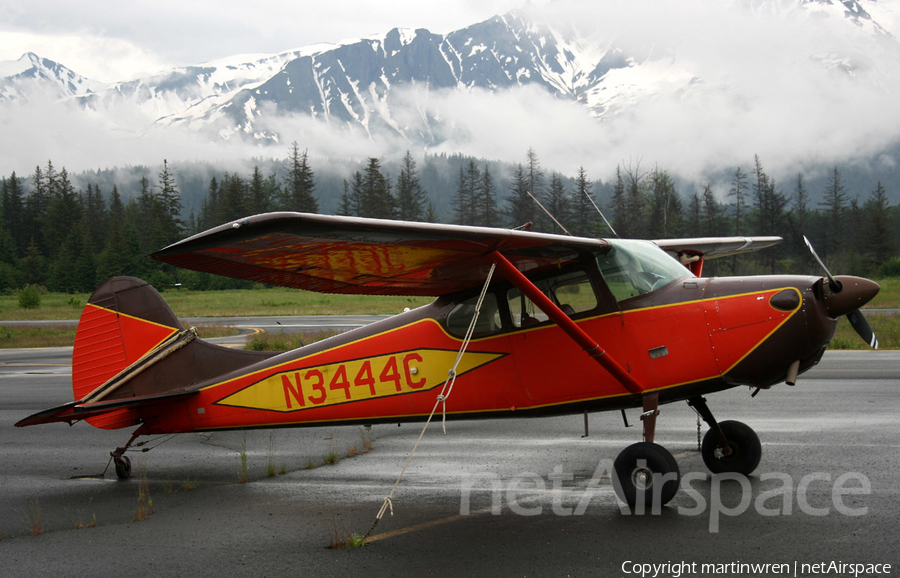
[151,212,610,296]
[652,236,782,260]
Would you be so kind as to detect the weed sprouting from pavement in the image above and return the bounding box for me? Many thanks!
[75,513,97,529]
[323,510,366,549]
[238,431,249,483]
[22,498,42,535]
[266,432,277,477]
[134,471,153,521]
[358,426,374,453]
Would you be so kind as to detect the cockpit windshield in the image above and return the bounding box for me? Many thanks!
[596,239,693,303]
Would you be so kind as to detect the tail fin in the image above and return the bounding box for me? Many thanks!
[17,277,274,430]
[73,277,183,404]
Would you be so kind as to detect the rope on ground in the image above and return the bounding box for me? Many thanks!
[364,263,496,539]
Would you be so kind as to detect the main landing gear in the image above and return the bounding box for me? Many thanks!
[611,394,762,508]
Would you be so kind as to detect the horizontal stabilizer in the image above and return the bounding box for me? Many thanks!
[15,389,196,427]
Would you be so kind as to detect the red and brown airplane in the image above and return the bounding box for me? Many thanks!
[16,212,880,507]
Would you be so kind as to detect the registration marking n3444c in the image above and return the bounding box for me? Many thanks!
[214,349,504,412]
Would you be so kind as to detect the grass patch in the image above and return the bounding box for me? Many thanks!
[0,324,76,348]
[245,329,341,352]
[266,433,277,477]
[0,287,430,321]
[323,511,366,549]
[0,322,237,349]
[188,323,241,339]
[830,314,900,350]
[75,513,97,529]
[21,499,42,535]
[181,477,198,491]
[238,432,249,483]
[134,471,153,521]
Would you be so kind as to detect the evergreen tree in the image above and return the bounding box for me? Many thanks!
[864,181,895,271]
[506,164,534,228]
[728,167,748,236]
[157,159,183,233]
[610,166,627,237]
[687,193,702,235]
[477,165,498,228]
[283,142,318,212]
[786,173,811,271]
[544,173,571,234]
[571,166,599,238]
[701,183,721,237]
[453,166,471,225]
[219,172,247,221]
[2,172,25,255]
[647,168,681,238]
[395,151,427,221]
[359,158,393,218]
[818,166,847,259]
[20,241,46,286]
[424,201,440,223]
[623,163,647,238]
[23,165,48,254]
[247,165,271,215]
[525,148,547,230]
[81,183,108,254]
[338,179,356,216]
[199,176,220,230]
[43,168,82,260]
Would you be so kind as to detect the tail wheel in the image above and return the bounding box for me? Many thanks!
[113,454,132,480]
[613,442,680,507]
[701,420,761,475]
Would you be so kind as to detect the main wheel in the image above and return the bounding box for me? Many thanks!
[613,442,680,508]
[701,420,761,475]
[114,454,132,480]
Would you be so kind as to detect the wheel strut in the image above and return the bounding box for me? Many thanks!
[99,430,142,479]
[641,392,660,443]
[687,396,732,456]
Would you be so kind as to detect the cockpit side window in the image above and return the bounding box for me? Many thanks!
[507,270,598,328]
[446,293,502,338]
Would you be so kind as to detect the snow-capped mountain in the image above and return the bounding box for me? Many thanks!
[0,52,102,101]
[2,0,899,148]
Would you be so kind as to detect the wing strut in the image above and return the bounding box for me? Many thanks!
[488,251,643,396]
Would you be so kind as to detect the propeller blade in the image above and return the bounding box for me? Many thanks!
[803,235,840,291]
[846,309,878,349]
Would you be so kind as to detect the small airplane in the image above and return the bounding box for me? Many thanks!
[16,212,880,507]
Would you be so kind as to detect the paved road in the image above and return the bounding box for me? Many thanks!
[0,345,898,577]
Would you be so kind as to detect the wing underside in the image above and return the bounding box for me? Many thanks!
[653,236,782,259]
[151,212,610,296]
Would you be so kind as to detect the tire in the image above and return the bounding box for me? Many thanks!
[701,420,761,475]
[613,442,681,508]
[114,454,132,480]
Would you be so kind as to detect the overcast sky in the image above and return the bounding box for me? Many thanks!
[2,0,900,189]
[0,0,543,82]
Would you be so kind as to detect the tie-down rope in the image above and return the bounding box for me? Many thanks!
[364,263,496,538]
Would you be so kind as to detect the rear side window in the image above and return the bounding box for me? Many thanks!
[507,270,598,328]
[446,293,502,337]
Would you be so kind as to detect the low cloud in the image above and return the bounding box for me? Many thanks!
[3,0,900,194]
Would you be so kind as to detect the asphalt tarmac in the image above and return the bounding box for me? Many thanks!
[1,336,898,577]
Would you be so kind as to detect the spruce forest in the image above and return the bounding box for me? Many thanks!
[1,142,898,295]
